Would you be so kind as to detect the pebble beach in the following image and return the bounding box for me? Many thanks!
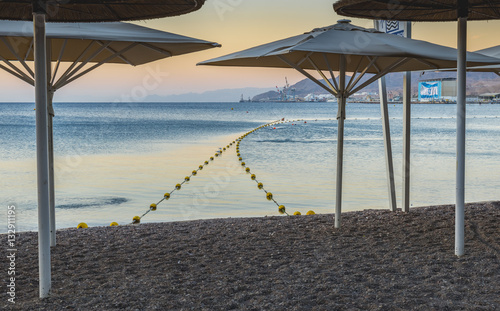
[1,201,499,310]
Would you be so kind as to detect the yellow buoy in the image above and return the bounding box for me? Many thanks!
[164,192,171,200]
[204,161,209,165]
[150,203,157,211]
[306,210,315,215]
[266,192,273,201]
[185,176,190,181]
[237,153,240,156]
[215,153,219,157]
[132,216,141,224]
[238,157,243,161]
[278,205,286,214]
[293,211,301,216]
[76,222,88,229]
[245,167,250,172]
[250,174,256,180]
[241,162,245,166]
[210,157,214,161]
[192,170,197,175]
[175,183,181,190]
[257,182,263,189]
[110,222,119,226]
[199,165,203,170]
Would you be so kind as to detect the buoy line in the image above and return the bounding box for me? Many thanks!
[236,119,315,217]
[77,120,280,229]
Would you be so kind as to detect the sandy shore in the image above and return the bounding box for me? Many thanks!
[1,201,499,310]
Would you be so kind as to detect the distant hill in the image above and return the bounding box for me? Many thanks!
[252,71,500,100]
[145,87,273,102]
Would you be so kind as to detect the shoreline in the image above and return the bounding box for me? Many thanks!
[1,201,499,310]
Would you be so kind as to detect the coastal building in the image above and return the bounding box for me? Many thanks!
[418,78,457,102]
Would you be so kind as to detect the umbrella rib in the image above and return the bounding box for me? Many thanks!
[349,58,410,96]
[139,42,173,58]
[24,38,33,62]
[54,41,97,90]
[345,57,364,92]
[0,54,34,82]
[323,53,339,91]
[0,63,34,86]
[0,37,34,78]
[307,56,338,95]
[296,52,314,67]
[50,39,68,87]
[54,41,112,90]
[58,42,139,89]
[345,56,379,94]
[413,58,440,70]
[366,55,381,73]
[96,41,134,65]
[277,55,337,97]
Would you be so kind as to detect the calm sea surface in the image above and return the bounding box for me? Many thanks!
[1,101,500,232]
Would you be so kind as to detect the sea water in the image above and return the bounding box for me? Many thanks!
[1,101,500,232]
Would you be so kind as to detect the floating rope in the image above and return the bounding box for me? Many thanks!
[130,145,232,225]
[236,119,315,217]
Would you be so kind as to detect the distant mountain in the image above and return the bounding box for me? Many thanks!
[252,71,500,100]
[145,87,273,102]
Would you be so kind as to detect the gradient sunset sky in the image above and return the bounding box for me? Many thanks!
[2,0,500,102]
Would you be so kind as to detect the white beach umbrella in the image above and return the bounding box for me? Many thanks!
[333,0,500,256]
[0,19,219,297]
[198,20,500,230]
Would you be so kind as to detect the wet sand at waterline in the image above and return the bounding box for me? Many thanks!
[1,201,499,310]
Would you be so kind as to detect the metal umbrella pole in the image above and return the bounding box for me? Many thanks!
[455,15,467,257]
[33,10,51,298]
[335,55,346,228]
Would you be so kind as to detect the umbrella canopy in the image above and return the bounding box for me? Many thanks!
[0,0,205,22]
[1,21,219,65]
[466,46,500,73]
[201,21,500,73]
[0,20,220,88]
[333,0,500,258]
[199,20,500,230]
[436,46,500,73]
[200,20,500,99]
[333,0,500,21]
[477,45,500,58]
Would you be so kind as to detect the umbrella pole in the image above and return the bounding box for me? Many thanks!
[402,70,411,213]
[402,21,412,213]
[335,55,346,229]
[46,39,56,247]
[373,20,397,212]
[48,92,56,247]
[456,16,467,257]
[377,76,397,212]
[33,12,52,298]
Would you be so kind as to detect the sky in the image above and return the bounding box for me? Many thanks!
[1,0,500,102]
